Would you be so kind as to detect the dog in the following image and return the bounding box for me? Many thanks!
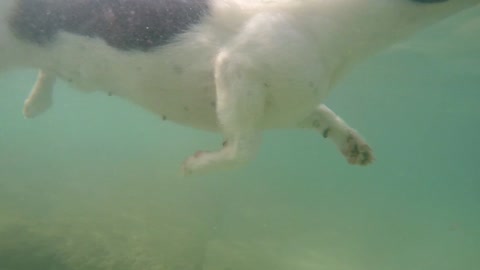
[0,0,478,175]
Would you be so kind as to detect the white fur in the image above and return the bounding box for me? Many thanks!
[0,0,478,175]
[23,70,55,118]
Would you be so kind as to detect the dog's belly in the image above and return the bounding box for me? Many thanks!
[101,73,321,133]
[71,67,222,132]
[129,81,221,132]
[63,66,323,133]
[121,72,324,132]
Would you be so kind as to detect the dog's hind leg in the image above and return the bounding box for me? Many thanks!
[299,104,374,165]
[23,70,56,118]
[181,50,265,175]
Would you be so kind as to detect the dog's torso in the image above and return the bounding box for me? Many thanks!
[4,0,463,131]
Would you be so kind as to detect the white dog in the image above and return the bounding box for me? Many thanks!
[0,0,478,175]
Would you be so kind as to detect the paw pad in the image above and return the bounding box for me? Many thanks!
[341,133,374,166]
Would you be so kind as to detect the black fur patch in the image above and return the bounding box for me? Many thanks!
[9,0,210,51]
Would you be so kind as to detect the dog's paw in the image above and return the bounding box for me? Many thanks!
[181,151,207,176]
[340,131,374,166]
[23,95,52,118]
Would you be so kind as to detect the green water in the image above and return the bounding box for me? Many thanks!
[1,10,479,270]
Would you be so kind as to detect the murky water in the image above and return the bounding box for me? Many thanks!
[1,8,479,270]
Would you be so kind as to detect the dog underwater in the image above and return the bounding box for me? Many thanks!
[0,0,478,175]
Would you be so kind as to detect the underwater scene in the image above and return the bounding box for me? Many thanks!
[1,6,480,270]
